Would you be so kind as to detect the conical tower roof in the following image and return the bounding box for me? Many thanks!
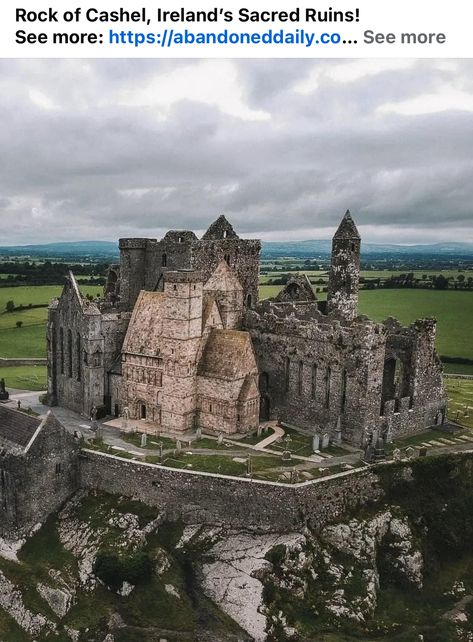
[333,210,360,240]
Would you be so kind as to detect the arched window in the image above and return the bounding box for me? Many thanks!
[224,253,231,265]
[59,327,64,375]
[259,372,269,393]
[246,293,252,308]
[311,364,317,398]
[298,361,303,396]
[68,330,73,378]
[162,253,167,267]
[341,369,347,411]
[285,357,290,392]
[325,367,331,407]
[77,333,81,382]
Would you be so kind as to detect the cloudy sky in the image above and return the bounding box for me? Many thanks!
[0,58,472,245]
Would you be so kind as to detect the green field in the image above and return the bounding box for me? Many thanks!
[0,285,102,358]
[0,365,47,391]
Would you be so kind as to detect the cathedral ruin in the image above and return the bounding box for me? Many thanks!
[46,211,447,447]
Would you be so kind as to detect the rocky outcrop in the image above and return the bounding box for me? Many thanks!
[0,570,54,636]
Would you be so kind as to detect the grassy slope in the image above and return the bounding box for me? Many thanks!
[0,492,245,642]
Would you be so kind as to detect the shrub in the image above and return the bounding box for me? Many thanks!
[94,550,153,590]
[265,543,286,566]
[16,321,23,328]
[5,300,14,312]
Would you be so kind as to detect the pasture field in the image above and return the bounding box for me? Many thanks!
[260,269,473,284]
[0,284,102,358]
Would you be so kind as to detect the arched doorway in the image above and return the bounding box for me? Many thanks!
[140,404,147,420]
[260,395,271,421]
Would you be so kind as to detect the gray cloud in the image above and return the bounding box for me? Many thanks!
[0,58,472,244]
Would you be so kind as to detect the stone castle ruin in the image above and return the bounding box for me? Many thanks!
[46,211,447,447]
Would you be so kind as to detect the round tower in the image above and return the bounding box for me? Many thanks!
[326,210,361,321]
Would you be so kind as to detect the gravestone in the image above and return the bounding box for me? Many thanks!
[282,450,292,461]
[373,436,386,461]
[257,425,262,437]
[334,416,342,444]
[217,433,223,445]
[364,444,375,463]
[405,446,416,459]
[196,427,202,440]
[175,440,182,454]
[392,448,402,461]
[121,406,130,433]
[321,433,330,449]
[95,423,103,441]
[158,441,163,458]
[246,455,252,476]
[0,378,9,401]
[141,433,147,448]
[312,433,320,452]
[418,446,428,457]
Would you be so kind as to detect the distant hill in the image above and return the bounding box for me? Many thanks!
[0,239,472,261]
[261,240,473,258]
[0,241,119,260]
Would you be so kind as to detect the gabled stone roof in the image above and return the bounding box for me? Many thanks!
[198,329,257,379]
[122,291,166,355]
[0,405,41,449]
[274,274,316,303]
[333,210,360,240]
[202,215,239,240]
[204,260,243,293]
[238,374,259,401]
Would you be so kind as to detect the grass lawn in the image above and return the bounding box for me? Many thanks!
[145,451,297,479]
[0,364,47,390]
[388,428,456,452]
[271,426,314,456]
[122,432,179,450]
[147,452,247,476]
[238,427,275,445]
[445,378,473,430]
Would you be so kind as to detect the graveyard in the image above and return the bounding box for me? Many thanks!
[82,412,473,484]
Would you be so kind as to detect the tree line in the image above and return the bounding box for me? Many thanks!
[0,261,108,286]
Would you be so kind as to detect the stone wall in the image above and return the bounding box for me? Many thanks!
[0,358,46,367]
[79,449,473,532]
[244,302,387,446]
[79,449,383,532]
